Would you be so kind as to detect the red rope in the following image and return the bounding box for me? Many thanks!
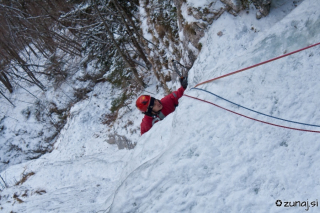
[184,94,320,133]
[195,42,320,87]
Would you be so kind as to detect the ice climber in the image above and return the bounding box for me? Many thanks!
[136,77,188,135]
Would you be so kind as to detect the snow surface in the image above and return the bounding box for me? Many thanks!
[1,0,320,212]
[0,49,85,172]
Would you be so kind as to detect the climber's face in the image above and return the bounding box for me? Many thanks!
[152,99,163,114]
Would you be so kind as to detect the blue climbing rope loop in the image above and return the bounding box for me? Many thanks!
[191,87,320,128]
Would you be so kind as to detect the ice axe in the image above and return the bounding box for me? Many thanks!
[172,60,191,77]
[172,60,188,89]
[172,60,183,77]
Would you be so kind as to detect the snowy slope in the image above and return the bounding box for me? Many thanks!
[109,0,320,212]
[1,0,320,212]
[0,83,131,212]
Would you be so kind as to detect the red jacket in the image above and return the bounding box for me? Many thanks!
[140,86,185,135]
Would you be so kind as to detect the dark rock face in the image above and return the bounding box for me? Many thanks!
[161,0,272,70]
[251,0,272,19]
[220,0,272,19]
[173,0,226,66]
[221,0,242,12]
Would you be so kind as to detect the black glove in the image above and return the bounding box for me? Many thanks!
[179,77,188,89]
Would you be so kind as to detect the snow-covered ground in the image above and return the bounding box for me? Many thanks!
[1,0,320,212]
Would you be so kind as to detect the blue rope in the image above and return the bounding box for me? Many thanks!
[191,87,320,128]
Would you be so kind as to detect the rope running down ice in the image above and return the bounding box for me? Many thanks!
[184,42,320,133]
[194,42,320,87]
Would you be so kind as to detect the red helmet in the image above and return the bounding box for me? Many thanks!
[136,95,151,112]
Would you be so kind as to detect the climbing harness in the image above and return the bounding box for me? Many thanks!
[185,42,320,133]
[152,111,166,125]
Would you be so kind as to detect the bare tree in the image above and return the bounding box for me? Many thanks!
[93,2,146,88]
[0,90,15,107]
[111,0,152,69]
[0,71,13,93]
